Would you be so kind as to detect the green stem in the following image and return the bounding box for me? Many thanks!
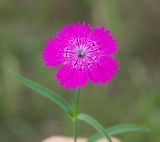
[73,119,77,142]
[72,88,80,142]
[75,89,80,110]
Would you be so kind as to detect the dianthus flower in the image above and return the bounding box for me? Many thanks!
[42,23,119,89]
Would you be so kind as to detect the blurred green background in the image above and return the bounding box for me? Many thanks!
[0,0,160,142]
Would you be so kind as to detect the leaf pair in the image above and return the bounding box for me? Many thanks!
[14,74,150,142]
[77,114,149,142]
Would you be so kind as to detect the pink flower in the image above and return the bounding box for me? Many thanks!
[42,22,119,89]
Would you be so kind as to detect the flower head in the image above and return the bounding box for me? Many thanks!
[42,22,119,89]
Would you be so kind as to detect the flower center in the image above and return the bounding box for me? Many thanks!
[76,48,87,58]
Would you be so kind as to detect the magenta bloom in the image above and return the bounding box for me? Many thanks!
[42,23,119,89]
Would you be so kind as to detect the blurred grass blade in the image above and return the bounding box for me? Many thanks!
[87,124,150,142]
[14,73,72,115]
[77,113,112,142]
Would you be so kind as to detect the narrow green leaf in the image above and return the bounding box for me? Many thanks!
[87,124,150,142]
[14,74,72,115]
[77,113,112,142]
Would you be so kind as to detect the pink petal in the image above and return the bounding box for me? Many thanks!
[56,64,89,89]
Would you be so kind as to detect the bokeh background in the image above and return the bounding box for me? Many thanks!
[0,0,160,142]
